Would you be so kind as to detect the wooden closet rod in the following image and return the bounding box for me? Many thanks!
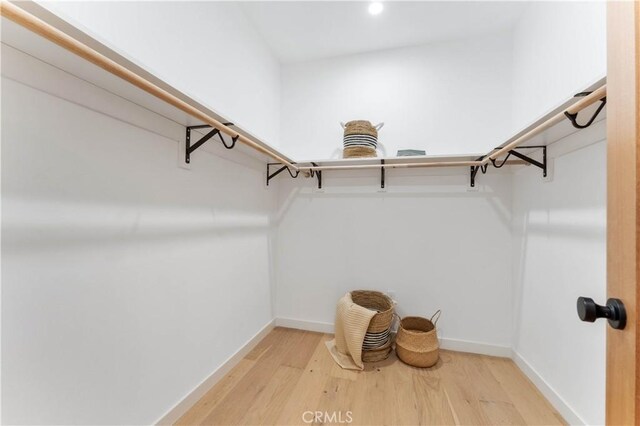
[299,158,536,172]
[297,85,606,172]
[483,85,606,163]
[0,0,298,170]
[299,160,482,171]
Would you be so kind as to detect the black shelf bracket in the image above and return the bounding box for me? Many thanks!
[381,159,385,189]
[470,156,488,188]
[564,91,607,129]
[309,162,322,189]
[266,163,299,186]
[185,123,238,164]
[266,162,321,189]
[470,146,547,187]
[503,148,547,177]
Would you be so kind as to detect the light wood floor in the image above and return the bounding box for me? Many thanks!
[176,327,565,425]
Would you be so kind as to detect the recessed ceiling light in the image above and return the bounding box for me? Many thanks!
[368,2,384,16]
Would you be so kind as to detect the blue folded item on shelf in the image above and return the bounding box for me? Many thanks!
[397,149,426,156]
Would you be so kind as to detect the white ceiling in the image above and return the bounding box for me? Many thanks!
[239,1,530,63]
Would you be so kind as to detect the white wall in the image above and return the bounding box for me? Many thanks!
[511,123,606,425]
[1,45,275,424]
[280,32,513,160]
[511,1,607,132]
[40,1,282,147]
[274,170,514,351]
[509,3,607,424]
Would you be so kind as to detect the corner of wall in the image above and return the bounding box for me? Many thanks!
[511,350,585,425]
[154,319,276,425]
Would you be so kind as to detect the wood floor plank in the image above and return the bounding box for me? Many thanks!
[436,351,491,425]
[275,335,337,425]
[413,373,458,425]
[483,356,566,425]
[239,365,304,425]
[175,358,256,426]
[244,327,290,361]
[177,328,566,426]
[415,355,460,425]
[350,362,392,425]
[199,329,307,425]
[457,353,527,425]
[280,331,323,369]
[314,376,357,425]
[386,354,423,425]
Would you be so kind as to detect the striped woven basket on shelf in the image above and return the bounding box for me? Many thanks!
[343,146,377,158]
[341,120,384,158]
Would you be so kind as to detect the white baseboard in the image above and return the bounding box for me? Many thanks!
[511,350,584,425]
[275,318,511,358]
[154,320,275,425]
[439,337,511,358]
[275,317,334,333]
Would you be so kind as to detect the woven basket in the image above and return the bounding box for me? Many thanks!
[351,290,394,333]
[341,120,382,158]
[343,120,378,138]
[396,311,441,368]
[343,146,377,158]
[362,337,392,362]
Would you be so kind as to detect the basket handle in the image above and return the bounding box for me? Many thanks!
[375,122,385,131]
[340,121,346,130]
[392,312,401,329]
[431,310,442,325]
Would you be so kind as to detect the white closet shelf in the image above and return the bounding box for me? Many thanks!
[0,0,296,168]
[294,154,485,167]
[1,1,606,189]
[268,79,605,188]
[266,80,605,188]
[294,82,606,173]
[292,153,529,170]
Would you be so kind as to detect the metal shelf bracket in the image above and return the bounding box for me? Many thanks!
[266,162,322,189]
[470,146,547,187]
[266,163,299,186]
[185,123,237,164]
[564,91,607,129]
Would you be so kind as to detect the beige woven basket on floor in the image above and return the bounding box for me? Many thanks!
[351,290,394,333]
[362,337,392,363]
[395,311,441,368]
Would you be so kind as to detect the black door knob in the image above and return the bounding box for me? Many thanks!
[577,297,626,330]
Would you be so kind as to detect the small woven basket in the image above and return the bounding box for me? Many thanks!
[395,311,441,368]
[351,290,394,333]
[341,120,382,158]
[362,337,392,362]
[343,120,379,138]
[343,146,377,158]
